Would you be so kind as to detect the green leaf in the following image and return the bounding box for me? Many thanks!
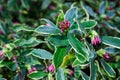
[46,35,69,47]
[99,1,106,14]
[0,21,7,35]
[6,52,13,60]
[0,78,7,80]
[81,2,96,17]
[101,36,120,49]
[67,32,89,60]
[7,0,16,7]
[53,47,67,69]
[89,60,97,80]
[14,38,43,47]
[28,71,47,79]
[21,0,30,10]
[14,24,34,32]
[56,10,64,26]
[41,19,57,27]
[81,20,97,29]
[65,7,77,24]
[76,53,87,63]
[41,0,51,10]
[32,49,53,59]
[61,53,75,68]
[56,68,65,80]
[104,22,120,33]
[81,71,89,80]
[72,59,88,67]
[100,59,116,77]
[35,25,61,35]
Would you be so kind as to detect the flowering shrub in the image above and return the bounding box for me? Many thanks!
[0,0,120,80]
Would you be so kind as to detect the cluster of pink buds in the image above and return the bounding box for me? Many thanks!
[0,50,5,59]
[58,20,70,33]
[90,30,101,45]
[28,67,37,74]
[48,64,55,72]
[103,52,110,59]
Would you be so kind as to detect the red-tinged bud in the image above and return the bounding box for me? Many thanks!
[49,5,55,10]
[11,56,17,61]
[28,67,37,74]
[28,69,32,74]
[0,50,5,59]
[0,30,4,35]
[106,16,110,20]
[107,6,113,10]
[104,52,110,59]
[32,67,37,71]
[69,69,74,75]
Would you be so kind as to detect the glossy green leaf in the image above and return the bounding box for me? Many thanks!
[6,52,13,60]
[35,25,61,35]
[68,32,89,60]
[100,59,116,77]
[0,21,7,35]
[89,60,97,80]
[65,7,77,24]
[81,71,89,80]
[32,49,53,59]
[56,68,65,80]
[76,54,87,63]
[99,1,106,14]
[28,71,47,79]
[72,59,88,67]
[7,0,16,7]
[46,35,69,47]
[101,36,120,49]
[0,78,7,80]
[21,0,30,10]
[41,19,57,27]
[104,22,120,33]
[14,38,43,47]
[53,47,67,69]
[14,24,34,32]
[41,0,51,10]
[81,20,97,29]
[81,2,96,17]
[61,53,75,68]
[56,10,64,26]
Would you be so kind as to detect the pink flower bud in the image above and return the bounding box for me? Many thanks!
[28,67,37,74]
[32,67,37,71]
[0,30,4,35]
[69,69,74,75]
[107,6,113,10]
[106,16,110,20]
[0,50,5,58]
[48,64,55,72]
[46,23,51,27]
[104,52,110,59]
[49,5,55,10]
[28,69,32,74]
